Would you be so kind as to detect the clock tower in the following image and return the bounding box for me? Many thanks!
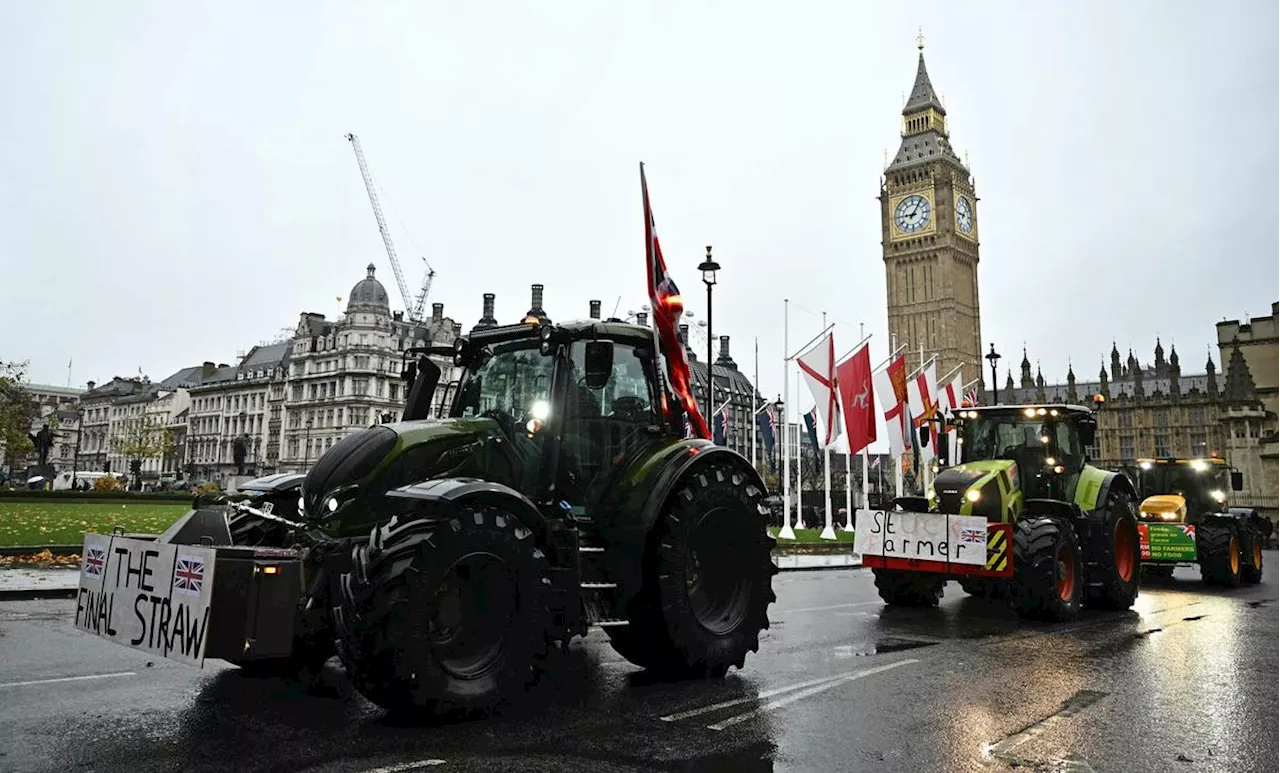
[880,33,983,389]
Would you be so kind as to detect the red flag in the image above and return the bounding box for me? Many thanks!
[836,342,877,455]
[641,163,710,439]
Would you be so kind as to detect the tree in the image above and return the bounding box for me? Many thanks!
[110,414,174,490]
[0,361,38,472]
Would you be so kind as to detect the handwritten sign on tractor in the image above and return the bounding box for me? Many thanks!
[853,510,988,566]
[74,534,217,666]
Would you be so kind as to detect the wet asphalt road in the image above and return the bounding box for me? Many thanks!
[1,558,1276,773]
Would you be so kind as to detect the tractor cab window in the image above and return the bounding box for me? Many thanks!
[453,342,554,491]
[962,414,1065,498]
[558,341,660,510]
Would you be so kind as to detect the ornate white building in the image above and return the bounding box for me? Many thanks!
[280,264,460,471]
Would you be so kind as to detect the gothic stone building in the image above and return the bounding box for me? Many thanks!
[1006,308,1278,524]
[881,38,983,383]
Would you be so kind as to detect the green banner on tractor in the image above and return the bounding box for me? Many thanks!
[1138,523,1198,562]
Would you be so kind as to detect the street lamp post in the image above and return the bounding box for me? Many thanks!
[986,344,1002,406]
[302,417,313,471]
[773,396,784,476]
[698,245,720,428]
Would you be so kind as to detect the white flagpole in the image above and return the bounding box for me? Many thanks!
[779,301,795,540]
[820,313,835,540]
[795,370,805,529]
[842,447,854,532]
[863,447,870,509]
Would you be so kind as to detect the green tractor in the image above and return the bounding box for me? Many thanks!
[74,318,777,715]
[859,404,1141,622]
[1133,456,1266,586]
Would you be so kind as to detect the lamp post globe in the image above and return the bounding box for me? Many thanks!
[697,245,721,430]
[985,344,1003,406]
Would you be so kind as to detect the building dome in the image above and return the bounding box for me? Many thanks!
[347,263,390,312]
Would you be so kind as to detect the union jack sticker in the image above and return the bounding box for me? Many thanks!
[1180,525,1195,538]
[960,527,986,544]
[83,546,106,577]
[173,554,206,597]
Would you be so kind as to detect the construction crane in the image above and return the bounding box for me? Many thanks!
[344,133,436,323]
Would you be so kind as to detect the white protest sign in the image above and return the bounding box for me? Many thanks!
[853,510,988,566]
[74,534,217,666]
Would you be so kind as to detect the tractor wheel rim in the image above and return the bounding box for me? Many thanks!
[1113,520,1135,582]
[688,506,754,636]
[1229,535,1240,575]
[1056,544,1076,602]
[430,551,517,680]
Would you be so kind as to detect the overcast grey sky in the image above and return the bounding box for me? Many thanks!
[2,1,1276,425]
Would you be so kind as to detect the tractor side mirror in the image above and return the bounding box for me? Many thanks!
[584,341,614,389]
[1231,470,1243,491]
[1078,417,1097,448]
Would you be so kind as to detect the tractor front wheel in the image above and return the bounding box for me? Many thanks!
[1012,515,1082,622]
[336,507,555,716]
[1241,527,1265,585]
[1199,523,1242,588]
[607,463,776,678]
[873,570,945,607]
[1082,493,1141,611]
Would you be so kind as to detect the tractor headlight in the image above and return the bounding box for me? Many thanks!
[297,495,305,513]
[1161,512,1178,520]
[327,497,340,513]
[1211,489,1225,503]
[966,490,981,503]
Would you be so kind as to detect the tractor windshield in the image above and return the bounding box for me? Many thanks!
[961,412,1083,498]
[1140,463,1228,512]
[454,342,554,429]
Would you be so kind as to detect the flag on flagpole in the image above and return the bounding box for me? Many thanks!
[836,341,876,456]
[756,402,777,471]
[712,400,731,445]
[796,331,840,447]
[803,408,820,455]
[941,370,964,463]
[873,353,910,458]
[963,387,979,407]
[641,163,709,439]
[907,358,939,467]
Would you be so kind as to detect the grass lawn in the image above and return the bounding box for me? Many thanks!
[767,526,856,543]
[0,501,190,548]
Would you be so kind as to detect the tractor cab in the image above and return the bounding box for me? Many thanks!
[947,404,1097,506]
[1134,457,1242,525]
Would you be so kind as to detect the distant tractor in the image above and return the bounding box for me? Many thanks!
[858,404,1141,622]
[1134,456,1266,587]
[75,318,777,716]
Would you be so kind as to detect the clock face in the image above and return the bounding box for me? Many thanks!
[955,196,974,234]
[894,194,931,233]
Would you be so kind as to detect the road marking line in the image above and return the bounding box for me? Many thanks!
[0,671,137,688]
[707,660,918,731]
[981,689,1108,760]
[774,601,883,615]
[661,659,918,724]
[359,760,448,772]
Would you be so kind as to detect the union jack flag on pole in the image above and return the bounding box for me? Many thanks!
[641,163,710,439]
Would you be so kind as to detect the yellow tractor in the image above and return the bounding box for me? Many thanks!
[1134,457,1266,586]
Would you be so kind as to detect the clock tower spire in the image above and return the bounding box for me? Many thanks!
[879,32,983,387]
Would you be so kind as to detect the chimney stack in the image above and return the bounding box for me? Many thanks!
[452,322,463,338]
[679,324,696,360]
[432,303,444,323]
[636,311,648,327]
[527,284,546,318]
[202,361,215,378]
[86,380,95,391]
[717,335,737,369]
[477,293,497,328]
[589,300,602,320]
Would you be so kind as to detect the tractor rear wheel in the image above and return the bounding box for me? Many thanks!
[336,506,555,716]
[606,463,776,678]
[1241,527,1264,585]
[873,570,945,607]
[1198,523,1242,587]
[1011,515,1082,622]
[1082,492,1141,611]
